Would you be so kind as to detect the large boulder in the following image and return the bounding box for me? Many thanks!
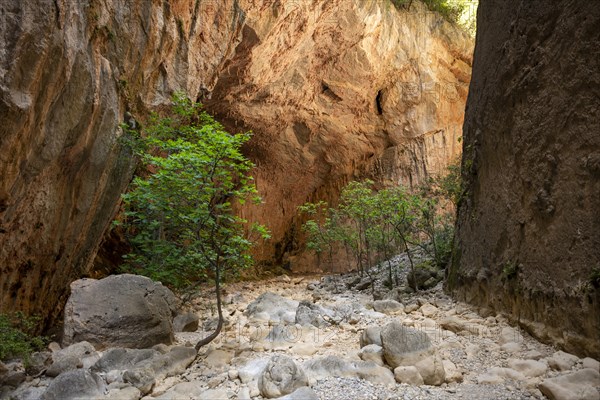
[443,359,463,383]
[258,355,308,398]
[91,347,197,395]
[359,326,382,348]
[414,354,446,386]
[91,348,160,373]
[380,321,435,369]
[439,316,470,334]
[63,274,178,349]
[116,346,196,394]
[295,301,333,327]
[40,369,105,400]
[245,292,298,323]
[303,355,395,386]
[239,358,270,384]
[373,300,404,315]
[539,368,600,400]
[547,351,580,371]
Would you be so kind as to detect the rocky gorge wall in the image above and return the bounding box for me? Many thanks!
[0,0,246,325]
[0,0,472,325]
[447,0,600,358]
[206,0,472,269]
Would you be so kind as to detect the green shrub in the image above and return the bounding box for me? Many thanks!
[422,0,465,23]
[389,0,477,35]
[0,312,47,362]
[432,220,454,268]
[502,261,519,280]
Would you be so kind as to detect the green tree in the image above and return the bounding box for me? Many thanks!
[298,201,341,274]
[371,187,409,288]
[415,158,462,268]
[338,181,381,296]
[299,201,348,292]
[119,93,269,350]
[368,198,396,288]
[376,186,422,291]
[437,157,463,207]
[299,163,460,294]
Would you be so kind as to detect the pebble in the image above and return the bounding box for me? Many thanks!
[228,369,239,380]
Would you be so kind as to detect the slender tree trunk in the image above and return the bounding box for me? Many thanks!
[383,226,394,288]
[328,245,339,293]
[195,259,224,351]
[363,224,376,299]
[430,218,439,265]
[401,236,418,292]
[387,258,394,288]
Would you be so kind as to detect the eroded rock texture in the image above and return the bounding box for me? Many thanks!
[0,0,471,324]
[0,0,245,324]
[448,0,600,358]
[207,1,472,269]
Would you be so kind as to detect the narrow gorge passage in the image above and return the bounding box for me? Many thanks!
[1,0,599,399]
[10,256,598,399]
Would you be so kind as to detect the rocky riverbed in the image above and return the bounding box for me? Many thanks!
[2,256,599,400]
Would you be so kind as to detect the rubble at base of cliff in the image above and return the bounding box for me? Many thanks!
[2,255,598,400]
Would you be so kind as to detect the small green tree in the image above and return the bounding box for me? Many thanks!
[415,158,461,268]
[371,187,408,288]
[299,201,349,293]
[338,181,381,296]
[298,201,341,275]
[368,203,396,288]
[437,157,463,207]
[119,93,269,350]
[377,186,422,291]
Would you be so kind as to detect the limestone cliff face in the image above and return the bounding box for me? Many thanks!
[448,0,600,357]
[0,0,471,324]
[0,0,245,324]
[207,1,472,268]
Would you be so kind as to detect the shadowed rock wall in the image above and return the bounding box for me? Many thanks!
[447,0,600,358]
